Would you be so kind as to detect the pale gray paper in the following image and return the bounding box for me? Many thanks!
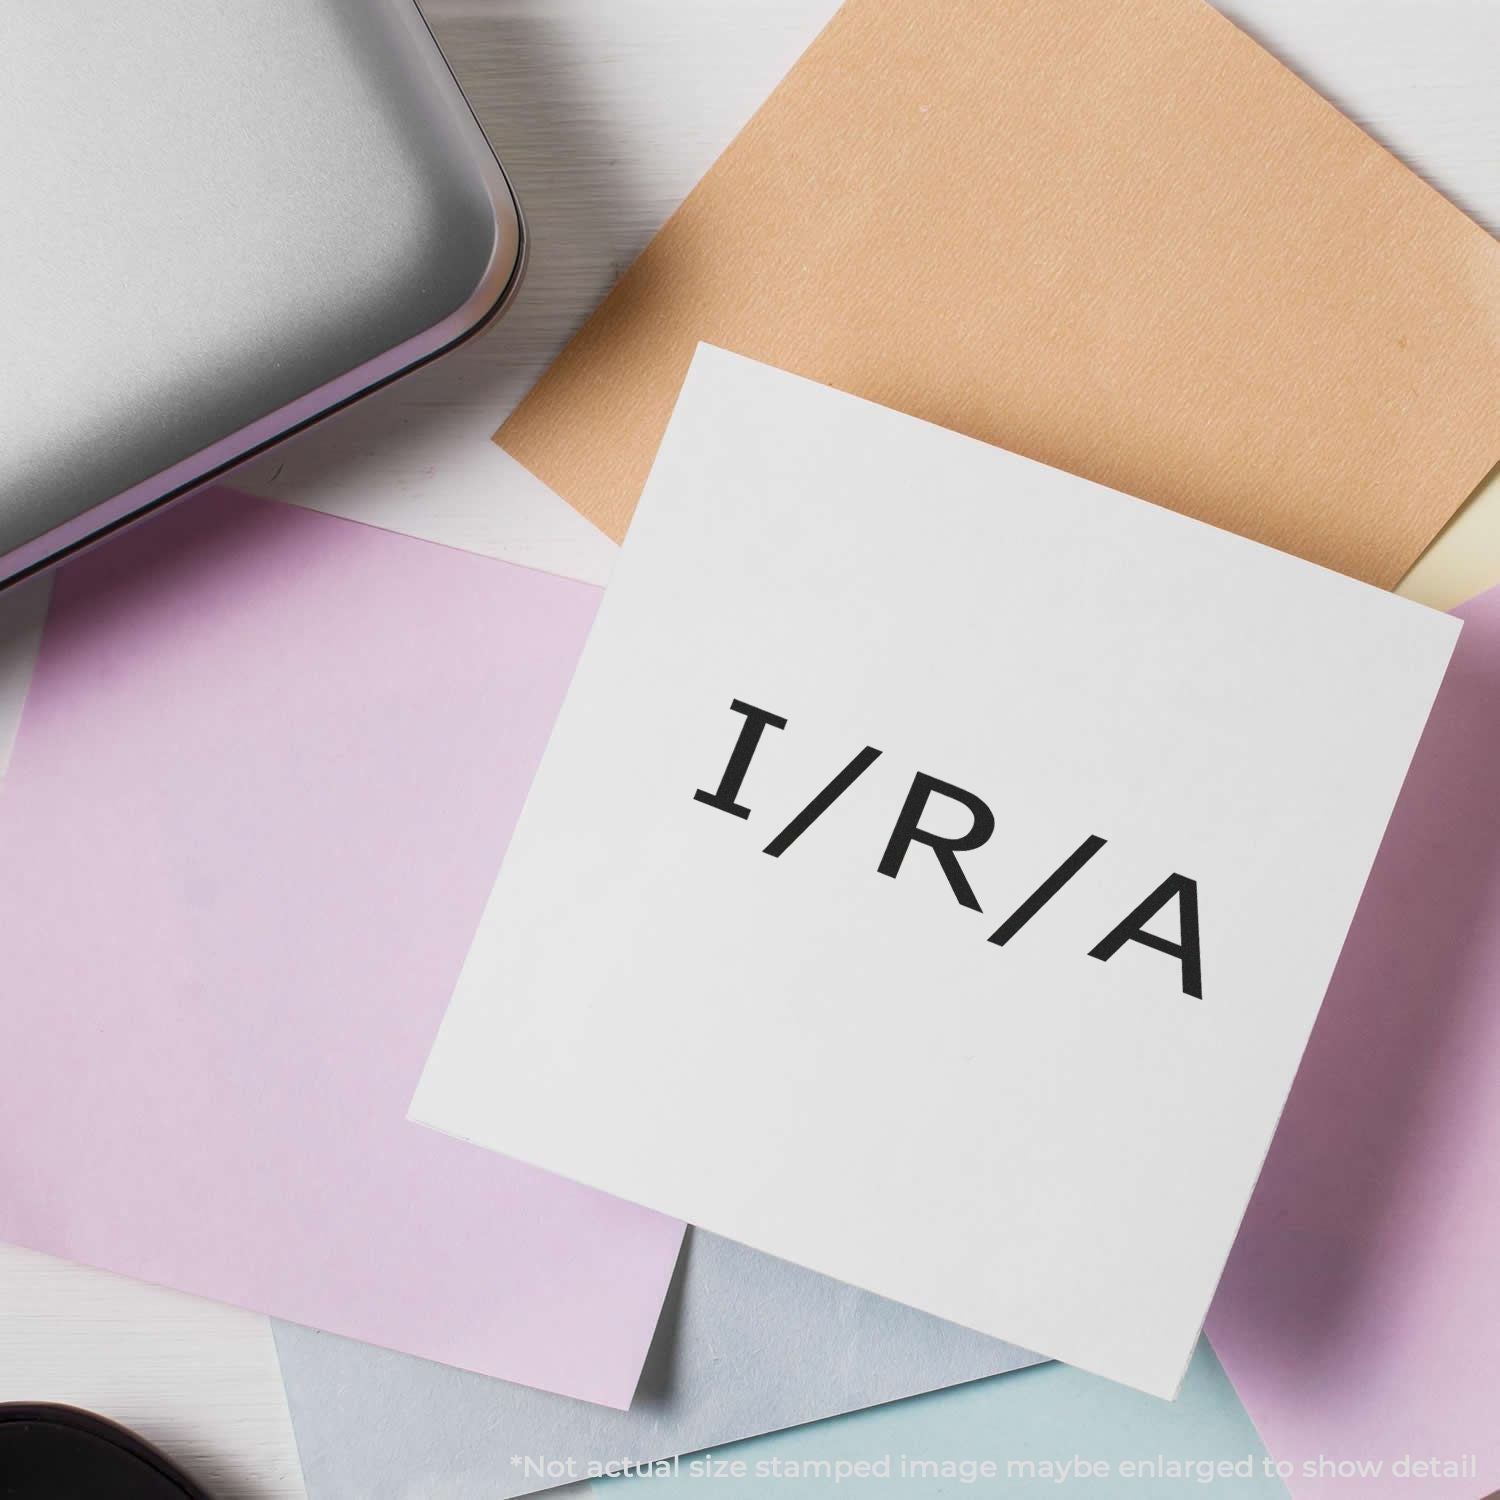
[273,1230,1039,1500]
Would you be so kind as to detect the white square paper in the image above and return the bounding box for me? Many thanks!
[413,347,1457,1397]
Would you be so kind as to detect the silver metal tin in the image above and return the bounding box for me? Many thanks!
[0,0,523,586]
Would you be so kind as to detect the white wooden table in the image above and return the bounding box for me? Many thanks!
[1,3,1495,1495]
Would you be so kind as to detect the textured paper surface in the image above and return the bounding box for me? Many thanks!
[1208,583,1500,1498]
[419,349,1458,1397]
[1400,463,1500,610]
[0,490,683,1409]
[585,1341,1284,1499]
[496,0,1500,588]
[273,1230,1039,1500]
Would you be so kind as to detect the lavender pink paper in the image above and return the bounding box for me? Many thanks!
[0,489,683,1409]
[1209,584,1500,1497]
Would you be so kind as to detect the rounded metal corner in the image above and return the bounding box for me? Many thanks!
[0,0,528,591]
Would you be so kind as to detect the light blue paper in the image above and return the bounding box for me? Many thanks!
[590,1340,1286,1498]
[274,1230,1038,1500]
